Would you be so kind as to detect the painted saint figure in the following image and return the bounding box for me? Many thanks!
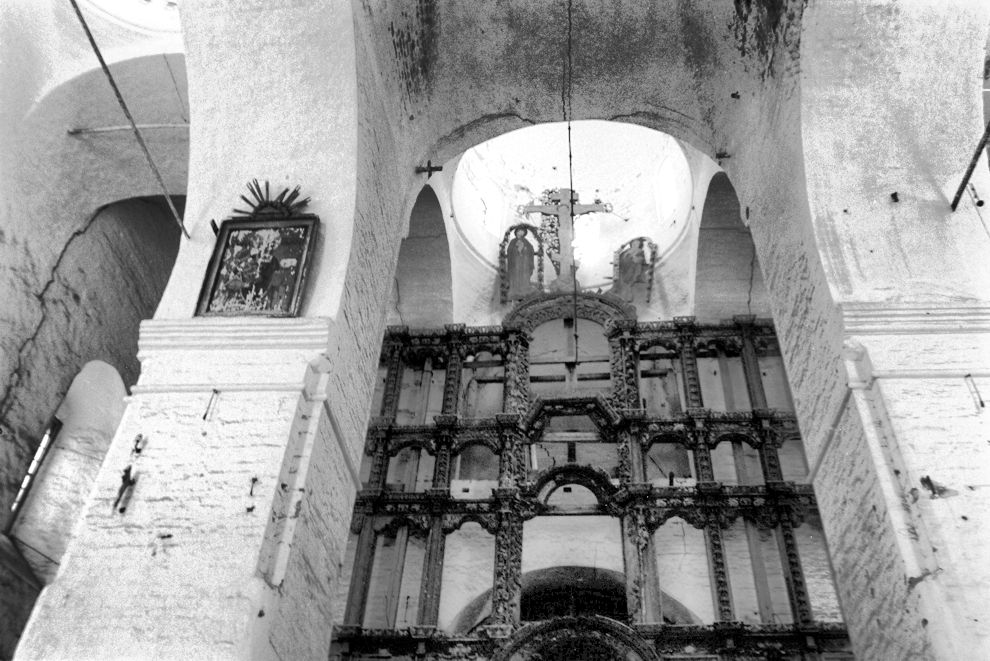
[506,227,536,300]
[612,238,649,302]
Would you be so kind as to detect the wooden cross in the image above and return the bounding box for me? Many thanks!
[518,188,610,290]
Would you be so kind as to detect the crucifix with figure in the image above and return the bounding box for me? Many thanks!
[517,188,611,292]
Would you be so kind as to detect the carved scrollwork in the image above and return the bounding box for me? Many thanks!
[525,394,621,441]
[442,512,500,535]
[491,513,523,626]
[502,292,636,333]
[527,464,619,506]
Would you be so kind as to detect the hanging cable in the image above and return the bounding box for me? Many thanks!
[67,0,189,238]
[565,0,580,365]
[162,54,188,123]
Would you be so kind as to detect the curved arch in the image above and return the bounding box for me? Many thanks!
[0,196,182,518]
[7,360,127,582]
[387,437,436,458]
[525,395,621,439]
[711,431,762,448]
[452,436,501,456]
[431,114,716,177]
[503,293,635,333]
[646,431,692,449]
[491,615,660,661]
[530,465,618,505]
[392,185,453,326]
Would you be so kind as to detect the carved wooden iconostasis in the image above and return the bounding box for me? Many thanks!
[332,290,853,661]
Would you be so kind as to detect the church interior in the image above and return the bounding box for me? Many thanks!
[1,2,989,660]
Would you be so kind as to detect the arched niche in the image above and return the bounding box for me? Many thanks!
[7,361,127,582]
[693,173,770,320]
[0,196,183,519]
[390,186,453,326]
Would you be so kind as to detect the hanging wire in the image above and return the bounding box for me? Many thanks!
[162,53,188,123]
[565,0,580,366]
[68,0,189,238]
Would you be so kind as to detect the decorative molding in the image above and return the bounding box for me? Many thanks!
[138,317,331,353]
[840,301,990,334]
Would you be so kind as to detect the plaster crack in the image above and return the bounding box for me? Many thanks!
[0,211,104,428]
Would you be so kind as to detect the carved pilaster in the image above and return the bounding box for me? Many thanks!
[621,415,646,483]
[622,504,661,624]
[433,416,457,490]
[380,336,407,419]
[367,424,391,491]
[417,517,446,626]
[502,327,531,415]
[343,517,376,626]
[705,522,734,622]
[735,315,768,410]
[609,320,640,409]
[778,521,815,625]
[491,491,523,627]
[496,414,524,487]
[675,317,703,408]
[442,325,466,415]
[688,409,715,483]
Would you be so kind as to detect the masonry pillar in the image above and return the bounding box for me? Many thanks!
[14,1,408,659]
[761,2,990,657]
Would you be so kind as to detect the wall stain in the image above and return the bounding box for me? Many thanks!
[388,0,439,99]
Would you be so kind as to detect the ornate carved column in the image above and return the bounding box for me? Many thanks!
[432,416,456,491]
[380,330,408,419]
[688,409,715,484]
[737,317,786,485]
[734,316,765,406]
[441,324,465,415]
[365,420,391,492]
[756,413,785,483]
[496,414,524,486]
[704,519,735,622]
[674,316,703,408]
[343,511,376,626]
[416,516,446,628]
[622,497,661,624]
[624,413,647,484]
[609,319,640,410]
[777,517,815,625]
[489,489,523,633]
[502,325,531,415]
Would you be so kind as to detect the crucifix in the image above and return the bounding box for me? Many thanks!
[517,188,611,291]
[518,188,611,371]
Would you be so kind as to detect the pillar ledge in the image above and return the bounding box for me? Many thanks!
[138,316,333,352]
[133,317,333,392]
[840,301,990,334]
[838,303,990,377]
